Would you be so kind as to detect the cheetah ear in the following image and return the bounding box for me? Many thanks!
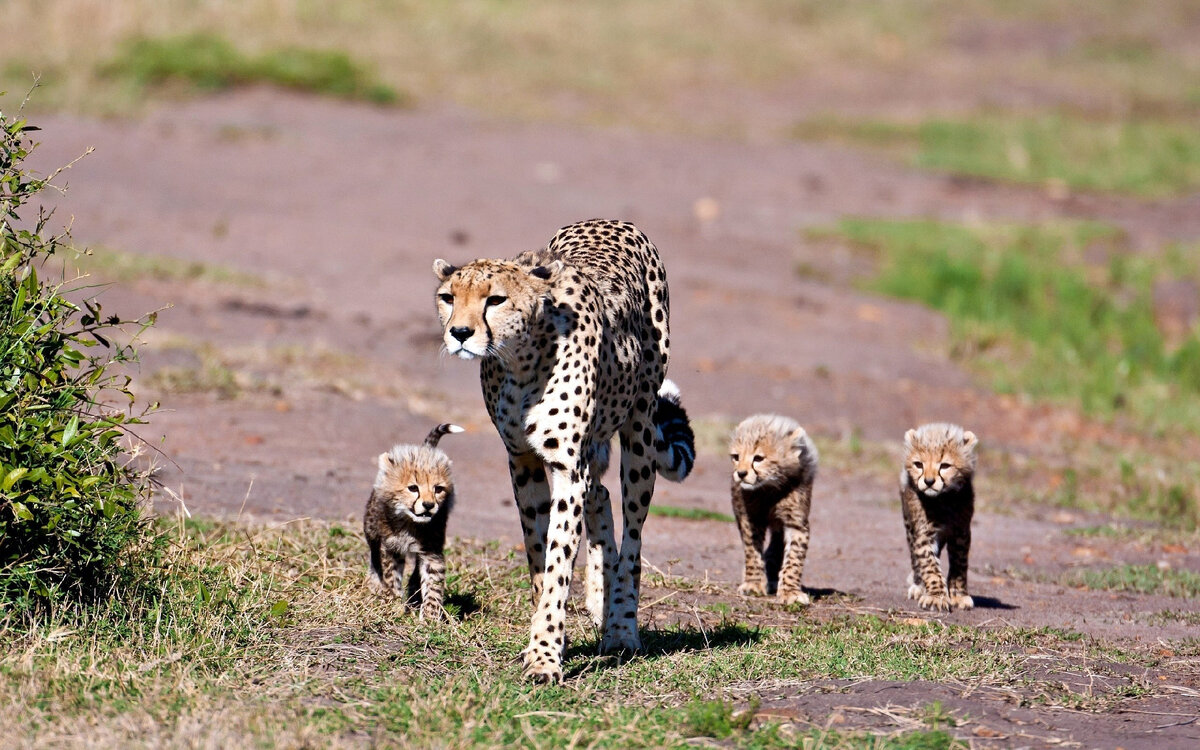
[791,426,809,451]
[377,452,392,471]
[903,429,917,448]
[529,260,564,282]
[432,258,458,281]
[961,430,978,453]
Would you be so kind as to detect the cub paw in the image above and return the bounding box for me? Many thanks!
[419,603,446,621]
[918,592,952,612]
[906,583,924,600]
[777,589,811,606]
[737,581,767,597]
[951,594,974,610]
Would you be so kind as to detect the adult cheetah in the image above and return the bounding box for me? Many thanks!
[433,219,694,684]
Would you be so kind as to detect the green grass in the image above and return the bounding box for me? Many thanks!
[649,504,735,523]
[816,219,1200,432]
[101,33,403,105]
[0,518,1160,747]
[791,115,1200,197]
[1063,564,1200,598]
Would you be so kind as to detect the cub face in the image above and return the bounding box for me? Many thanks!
[432,258,560,360]
[376,450,452,524]
[903,423,978,498]
[730,415,814,491]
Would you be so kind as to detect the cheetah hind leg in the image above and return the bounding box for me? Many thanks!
[584,483,616,629]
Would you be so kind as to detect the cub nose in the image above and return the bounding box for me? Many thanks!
[736,470,748,480]
[449,326,473,343]
[420,500,436,513]
[923,477,936,487]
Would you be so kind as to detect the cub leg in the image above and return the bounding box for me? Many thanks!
[418,551,447,620]
[946,525,973,610]
[774,487,812,606]
[733,492,769,597]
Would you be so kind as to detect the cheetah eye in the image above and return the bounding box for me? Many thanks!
[912,461,923,469]
[939,462,951,471]
[438,293,454,304]
[753,455,764,463]
[407,484,419,493]
[486,295,507,307]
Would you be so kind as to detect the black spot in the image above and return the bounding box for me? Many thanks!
[544,438,559,449]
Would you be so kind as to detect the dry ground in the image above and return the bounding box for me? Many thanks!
[21,85,1200,747]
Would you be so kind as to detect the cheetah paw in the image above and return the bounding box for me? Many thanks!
[906,583,925,600]
[738,581,767,597]
[600,624,643,654]
[520,648,564,686]
[951,594,975,610]
[918,592,952,612]
[776,589,811,606]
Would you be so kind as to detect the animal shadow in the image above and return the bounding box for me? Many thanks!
[970,595,1018,611]
[444,591,482,620]
[564,622,764,678]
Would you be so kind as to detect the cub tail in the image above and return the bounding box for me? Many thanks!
[654,379,695,482]
[424,423,465,448]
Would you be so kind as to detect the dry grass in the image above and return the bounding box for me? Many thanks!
[2,1,1197,133]
[0,517,1185,748]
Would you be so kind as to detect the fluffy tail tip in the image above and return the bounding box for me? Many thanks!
[446,424,465,433]
[658,378,681,403]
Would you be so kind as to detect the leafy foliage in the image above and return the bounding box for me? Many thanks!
[1,101,157,616]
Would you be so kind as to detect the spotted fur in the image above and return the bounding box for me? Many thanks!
[729,414,818,606]
[900,422,978,612]
[362,423,463,620]
[433,219,692,684]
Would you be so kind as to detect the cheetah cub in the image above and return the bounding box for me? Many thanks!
[729,414,818,606]
[363,423,463,619]
[900,423,978,612]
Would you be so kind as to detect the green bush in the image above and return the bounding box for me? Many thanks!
[1,103,158,617]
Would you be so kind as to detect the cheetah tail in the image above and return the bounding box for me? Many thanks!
[654,379,695,482]
[423,423,465,448]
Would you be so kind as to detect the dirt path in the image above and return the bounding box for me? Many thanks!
[29,90,1200,747]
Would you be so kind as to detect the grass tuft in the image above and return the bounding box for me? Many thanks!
[1063,563,1200,598]
[102,33,405,105]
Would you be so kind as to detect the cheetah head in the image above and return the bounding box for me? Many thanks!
[375,446,453,524]
[903,423,978,497]
[432,258,561,360]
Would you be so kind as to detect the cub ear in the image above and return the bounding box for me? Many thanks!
[529,260,564,282]
[377,452,392,471]
[903,429,917,448]
[961,430,978,452]
[432,258,458,281]
[791,426,809,450]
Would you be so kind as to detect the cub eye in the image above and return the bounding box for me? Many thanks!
[939,462,951,471]
[438,293,454,304]
[753,455,764,463]
[434,485,445,494]
[407,484,419,493]
[730,453,738,461]
[912,461,923,469]
[486,295,507,307]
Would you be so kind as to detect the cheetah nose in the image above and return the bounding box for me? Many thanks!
[449,326,473,343]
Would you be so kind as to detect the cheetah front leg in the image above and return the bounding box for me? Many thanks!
[904,502,950,611]
[508,451,551,606]
[521,462,588,684]
[775,488,812,606]
[418,551,447,620]
[733,494,769,598]
[946,525,973,610]
[602,418,656,654]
